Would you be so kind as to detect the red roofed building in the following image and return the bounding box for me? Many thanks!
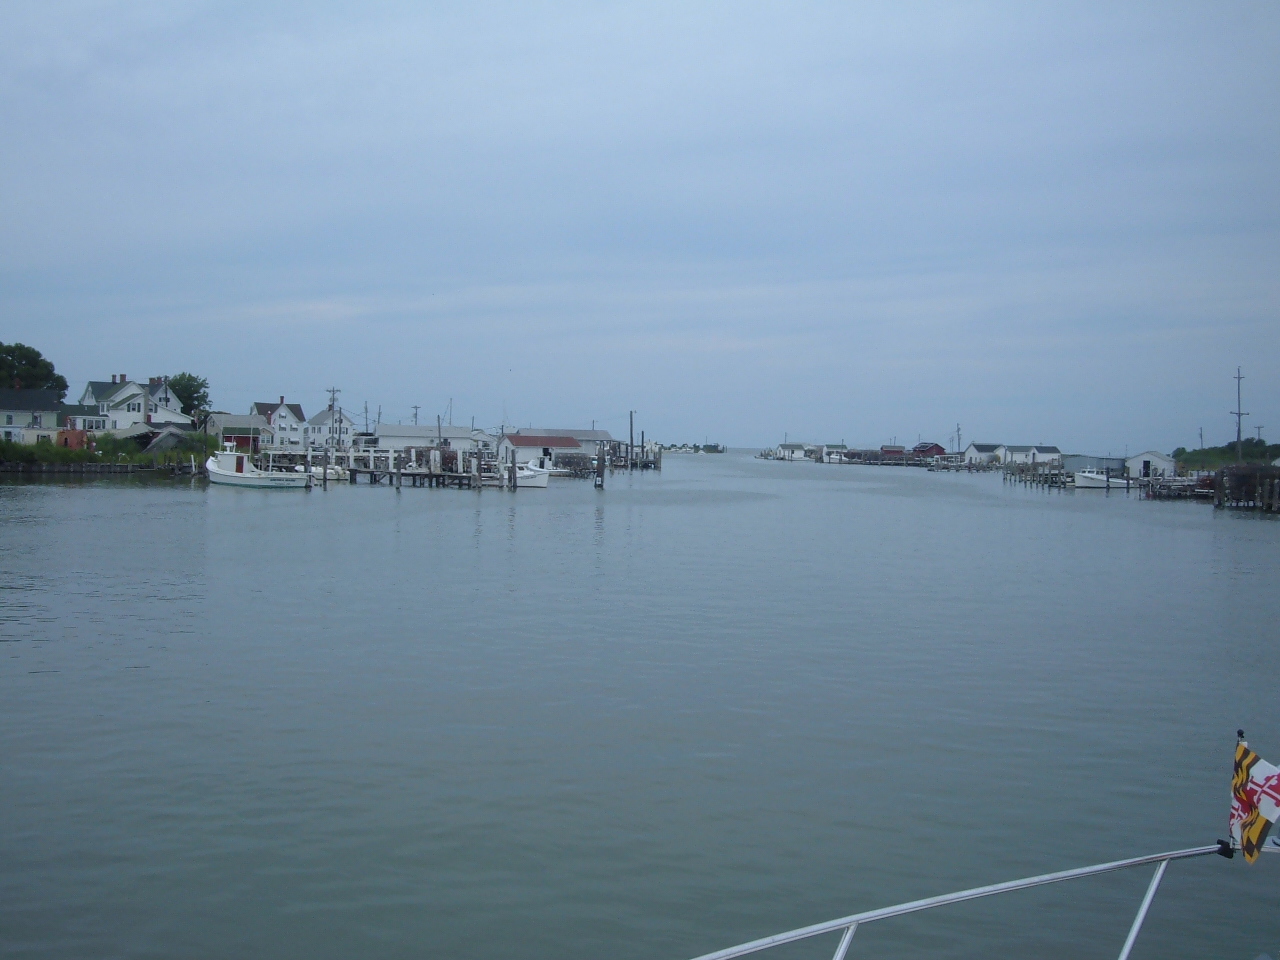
[498,433,582,468]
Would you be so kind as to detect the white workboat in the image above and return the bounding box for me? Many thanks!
[1074,469,1110,488]
[515,463,550,488]
[206,448,311,488]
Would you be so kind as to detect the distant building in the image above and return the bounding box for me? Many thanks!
[499,433,582,467]
[251,398,307,449]
[819,443,847,463]
[367,424,497,455]
[963,442,1001,464]
[880,444,907,460]
[0,388,62,444]
[1125,451,1175,479]
[59,404,108,433]
[78,376,190,432]
[998,445,1062,465]
[912,442,946,459]
[306,407,359,450]
[1061,454,1126,476]
[208,413,273,452]
[516,427,614,446]
[775,442,807,460]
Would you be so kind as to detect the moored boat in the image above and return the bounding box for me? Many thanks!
[1073,468,1110,488]
[206,447,311,488]
[514,463,550,488]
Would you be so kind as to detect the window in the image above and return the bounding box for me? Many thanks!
[31,415,41,427]
[4,414,10,425]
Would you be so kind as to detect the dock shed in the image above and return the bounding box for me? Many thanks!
[1126,451,1175,479]
[963,442,1001,464]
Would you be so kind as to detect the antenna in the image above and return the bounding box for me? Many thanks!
[1231,367,1249,463]
[412,405,420,426]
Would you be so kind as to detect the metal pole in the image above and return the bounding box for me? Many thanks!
[1115,859,1168,960]
[830,924,856,960]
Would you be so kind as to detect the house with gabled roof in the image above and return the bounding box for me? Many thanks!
[963,442,1002,464]
[306,407,359,450]
[77,375,190,433]
[251,397,307,448]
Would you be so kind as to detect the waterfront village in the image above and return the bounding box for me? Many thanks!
[2,369,1279,509]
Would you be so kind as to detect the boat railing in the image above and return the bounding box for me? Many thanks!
[683,843,1227,960]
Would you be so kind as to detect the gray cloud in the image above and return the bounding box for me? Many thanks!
[1,2,1277,449]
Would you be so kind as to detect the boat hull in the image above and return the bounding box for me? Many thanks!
[515,465,550,488]
[206,457,311,488]
[1073,471,1109,489]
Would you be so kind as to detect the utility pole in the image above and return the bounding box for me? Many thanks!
[412,405,420,426]
[1198,427,1203,450]
[629,410,635,470]
[327,387,340,411]
[956,423,962,454]
[1231,367,1249,463]
[1257,426,1265,442]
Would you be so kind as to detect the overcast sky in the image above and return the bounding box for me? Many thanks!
[2,2,1277,451]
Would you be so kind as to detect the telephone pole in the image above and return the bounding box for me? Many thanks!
[411,405,420,426]
[956,423,962,454]
[326,386,340,411]
[1231,367,1249,463]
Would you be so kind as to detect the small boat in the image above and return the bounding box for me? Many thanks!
[515,462,550,488]
[206,447,311,488]
[1073,469,1110,489]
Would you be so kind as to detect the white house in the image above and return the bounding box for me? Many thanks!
[498,433,582,467]
[306,407,359,450]
[963,442,1001,464]
[998,445,1062,465]
[1125,451,1175,479]
[79,376,190,432]
[820,443,848,463]
[0,388,62,444]
[776,442,807,460]
[251,398,307,449]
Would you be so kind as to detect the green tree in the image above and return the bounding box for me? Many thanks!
[167,372,210,417]
[0,342,69,398]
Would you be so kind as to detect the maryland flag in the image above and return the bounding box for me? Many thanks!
[1231,735,1280,863]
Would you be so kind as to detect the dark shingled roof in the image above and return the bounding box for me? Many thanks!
[0,388,63,411]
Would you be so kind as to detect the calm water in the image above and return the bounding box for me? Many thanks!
[3,454,1279,959]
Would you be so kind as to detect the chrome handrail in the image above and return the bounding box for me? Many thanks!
[684,844,1224,960]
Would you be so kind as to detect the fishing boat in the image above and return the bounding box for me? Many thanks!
[205,447,311,488]
[515,462,550,488]
[1073,468,1110,488]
